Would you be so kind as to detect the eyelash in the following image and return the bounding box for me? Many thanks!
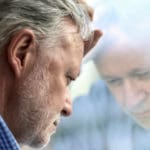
[107,79,122,86]
[136,72,150,80]
[66,75,75,85]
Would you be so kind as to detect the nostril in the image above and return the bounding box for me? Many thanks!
[61,110,69,116]
[62,93,72,116]
[61,106,72,116]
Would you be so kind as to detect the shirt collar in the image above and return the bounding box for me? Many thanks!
[0,116,20,150]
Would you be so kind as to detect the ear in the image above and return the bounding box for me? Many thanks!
[7,29,37,78]
[84,29,103,56]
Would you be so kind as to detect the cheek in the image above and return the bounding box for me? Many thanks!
[48,73,66,111]
[47,58,68,110]
[141,81,150,93]
[108,86,124,105]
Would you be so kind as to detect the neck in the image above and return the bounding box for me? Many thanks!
[0,79,6,116]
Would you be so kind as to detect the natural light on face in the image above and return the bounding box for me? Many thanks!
[98,42,150,129]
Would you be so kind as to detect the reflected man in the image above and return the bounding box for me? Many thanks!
[96,24,150,129]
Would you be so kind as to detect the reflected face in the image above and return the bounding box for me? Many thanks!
[5,21,85,148]
[98,42,150,128]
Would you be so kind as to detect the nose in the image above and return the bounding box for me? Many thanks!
[61,89,72,116]
[123,79,145,108]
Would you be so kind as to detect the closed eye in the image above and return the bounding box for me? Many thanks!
[66,75,75,85]
[106,78,123,86]
[135,71,150,80]
[130,69,150,80]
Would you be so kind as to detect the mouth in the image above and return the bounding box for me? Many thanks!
[53,119,59,127]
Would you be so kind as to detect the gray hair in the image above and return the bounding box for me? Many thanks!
[91,0,150,64]
[0,0,92,53]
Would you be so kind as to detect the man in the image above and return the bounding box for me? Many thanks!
[95,22,150,130]
[0,0,101,149]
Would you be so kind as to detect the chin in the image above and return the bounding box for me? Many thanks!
[29,131,53,149]
[132,116,150,129]
[136,121,150,129]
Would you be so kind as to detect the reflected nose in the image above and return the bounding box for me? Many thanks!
[123,79,145,108]
[61,89,72,116]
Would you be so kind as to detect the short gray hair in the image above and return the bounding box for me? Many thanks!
[0,0,92,53]
[92,0,150,64]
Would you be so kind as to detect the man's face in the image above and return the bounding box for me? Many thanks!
[5,21,85,148]
[98,42,150,128]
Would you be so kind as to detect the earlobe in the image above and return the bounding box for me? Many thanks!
[7,29,37,78]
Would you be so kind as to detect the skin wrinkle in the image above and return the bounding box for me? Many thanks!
[3,21,85,148]
[0,0,92,55]
[0,0,101,148]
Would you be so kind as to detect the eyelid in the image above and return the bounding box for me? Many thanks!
[138,71,150,75]
[66,75,75,86]
[131,70,148,76]
[67,71,80,81]
[130,69,150,75]
[103,76,119,81]
[105,78,123,86]
[106,78,118,83]
[134,71,150,78]
[67,75,75,81]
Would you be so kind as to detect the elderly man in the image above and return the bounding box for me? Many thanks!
[0,0,101,149]
[95,21,150,130]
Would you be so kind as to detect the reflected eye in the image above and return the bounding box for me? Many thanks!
[136,72,150,80]
[106,78,122,87]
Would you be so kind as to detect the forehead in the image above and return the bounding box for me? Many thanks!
[57,18,84,53]
[98,41,150,76]
[46,19,84,75]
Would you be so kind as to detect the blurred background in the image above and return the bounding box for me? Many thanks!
[23,0,150,150]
